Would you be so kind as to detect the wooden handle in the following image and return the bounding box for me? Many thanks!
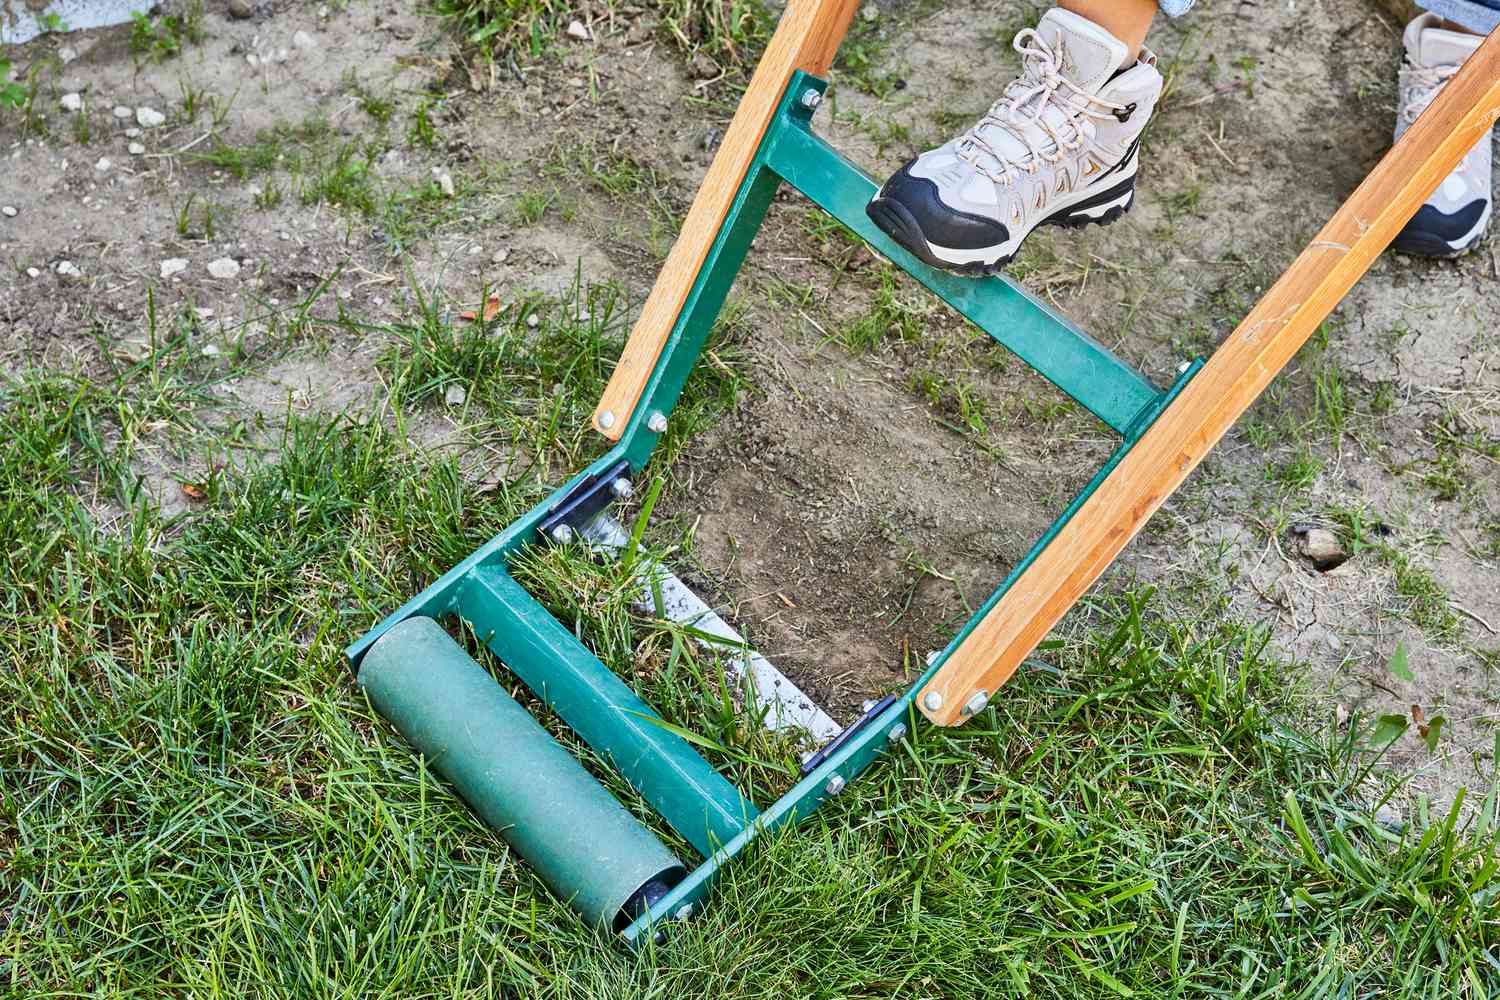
[591,0,861,439]
[920,27,1500,726]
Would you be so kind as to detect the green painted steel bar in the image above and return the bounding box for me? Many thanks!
[620,159,785,472]
[763,74,1161,437]
[458,566,759,857]
[360,617,686,929]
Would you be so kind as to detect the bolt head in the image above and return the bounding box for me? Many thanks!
[800,88,822,109]
[674,904,694,921]
[885,723,908,745]
[825,774,846,796]
[960,690,990,717]
[646,412,668,434]
[549,524,574,544]
[610,477,634,499]
[598,410,616,430]
[921,691,943,712]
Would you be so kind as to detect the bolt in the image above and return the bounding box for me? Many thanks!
[598,409,616,430]
[610,477,634,499]
[886,723,908,745]
[921,690,943,712]
[550,524,574,544]
[646,412,668,434]
[960,690,990,717]
[674,903,694,921]
[825,774,846,795]
[800,88,822,110]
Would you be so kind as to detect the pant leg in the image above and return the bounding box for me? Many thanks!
[1416,0,1500,33]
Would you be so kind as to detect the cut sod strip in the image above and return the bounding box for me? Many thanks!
[583,514,843,748]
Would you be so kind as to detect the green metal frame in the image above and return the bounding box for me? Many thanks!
[345,70,1202,947]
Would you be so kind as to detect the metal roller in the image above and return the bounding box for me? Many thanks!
[359,616,685,929]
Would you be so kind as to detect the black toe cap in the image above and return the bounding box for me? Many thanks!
[1399,200,1487,242]
[874,160,1010,250]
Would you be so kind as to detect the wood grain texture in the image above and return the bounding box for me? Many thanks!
[591,0,862,439]
[921,28,1500,727]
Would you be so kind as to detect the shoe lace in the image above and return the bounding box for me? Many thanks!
[1399,62,1469,169]
[1400,63,1458,121]
[957,28,1130,187]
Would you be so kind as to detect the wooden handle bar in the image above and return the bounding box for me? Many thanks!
[920,27,1500,726]
[591,0,861,439]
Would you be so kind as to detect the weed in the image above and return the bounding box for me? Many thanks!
[1270,445,1322,492]
[300,142,377,214]
[408,99,440,149]
[174,194,223,239]
[129,0,205,61]
[838,268,927,351]
[343,70,395,125]
[514,189,552,226]
[0,59,25,109]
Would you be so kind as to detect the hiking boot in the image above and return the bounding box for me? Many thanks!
[867,7,1163,275]
[1391,13,1492,258]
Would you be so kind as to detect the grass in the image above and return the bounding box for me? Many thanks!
[4,279,1500,995]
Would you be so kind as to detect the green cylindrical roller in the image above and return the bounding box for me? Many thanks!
[359,616,685,929]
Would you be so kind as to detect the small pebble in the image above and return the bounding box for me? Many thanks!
[194,308,215,320]
[444,384,467,406]
[526,313,540,328]
[1,205,16,218]
[128,142,145,155]
[26,267,41,278]
[112,105,133,120]
[292,30,317,48]
[125,127,141,138]
[56,260,81,277]
[58,45,78,64]
[227,0,253,18]
[207,257,241,279]
[433,169,455,197]
[60,92,83,112]
[491,248,510,264]
[202,343,222,357]
[95,157,112,172]
[160,258,189,278]
[136,107,166,128]
[565,19,590,40]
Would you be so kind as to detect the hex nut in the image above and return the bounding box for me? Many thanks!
[675,904,694,921]
[647,412,668,434]
[610,477,634,499]
[960,690,990,717]
[550,524,574,544]
[825,774,846,795]
[885,723,908,745]
[800,88,822,109]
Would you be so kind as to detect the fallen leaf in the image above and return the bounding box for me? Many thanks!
[460,295,502,322]
[181,482,206,500]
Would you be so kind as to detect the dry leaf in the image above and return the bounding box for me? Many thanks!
[181,482,206,500]
[460,295,502,322]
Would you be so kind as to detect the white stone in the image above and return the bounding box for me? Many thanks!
[491,248,510,264]
[444,384,467,406]
[1,205,16,217]
[56,260,81,277]
[136,107,166,128]
[565,19,590,40]
[95,157,112,172]
[207,257,241,279]
[160,258,189,278]
[434,170,455,197]
[201,343,222,357]
[112,105,133,120]
[125,127,141,138]
[292,30,317,48]
[60,92,83,112]
[194,308,215,320]
[246,53,260,68]
[58,46,78,64]
[128,142,145,155]
[526,313,540,328]
[26,267,41,278]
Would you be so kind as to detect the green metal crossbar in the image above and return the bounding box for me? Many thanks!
[345,70,1201,946]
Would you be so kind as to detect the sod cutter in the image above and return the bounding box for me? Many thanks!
[345,0,1500,945]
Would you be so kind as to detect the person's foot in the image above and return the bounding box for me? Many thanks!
[866,7,1163,275]
[1391,13,1492,258]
